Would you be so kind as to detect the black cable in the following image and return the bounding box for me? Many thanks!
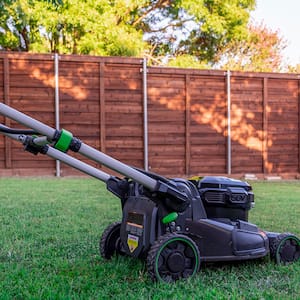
[0,124,38,135]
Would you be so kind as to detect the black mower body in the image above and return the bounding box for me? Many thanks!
[109,175,269,262]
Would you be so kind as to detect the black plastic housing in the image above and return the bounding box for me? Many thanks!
[197,176,254,221]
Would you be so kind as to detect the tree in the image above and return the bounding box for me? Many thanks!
[0,0,33,51]
[132,0,256,66]
[0,0,146,55]
[1,0,256,60]
[287,64,300,73]
[216,22,287,72]
[2,1,288,72]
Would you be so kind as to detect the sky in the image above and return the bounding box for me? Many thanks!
[251,0,300,66]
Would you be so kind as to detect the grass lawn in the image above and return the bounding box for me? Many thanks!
[0,178,299,299]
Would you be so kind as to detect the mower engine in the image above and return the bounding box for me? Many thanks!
[197,176,254,221]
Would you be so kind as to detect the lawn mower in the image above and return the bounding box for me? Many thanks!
[0,102,299,283]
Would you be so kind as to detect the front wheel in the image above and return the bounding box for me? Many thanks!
[100,221,122,259]
[146,233,200,283]
[269,233,300,264]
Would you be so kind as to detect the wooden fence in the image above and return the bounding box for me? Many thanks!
[0,52,300,178]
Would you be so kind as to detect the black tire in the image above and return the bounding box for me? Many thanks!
[100,221,122,259]
[269,233,300,264]
[146,233,200,283]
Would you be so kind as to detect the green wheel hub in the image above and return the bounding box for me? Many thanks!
[270,233,300,264]
[147,233,200,282]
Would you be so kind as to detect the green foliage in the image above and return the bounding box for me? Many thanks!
[0,0,30,51]
[288,64,300,73]
[0,0,146,56]
[217,22,287,72]
[167,54,209,69]
[0,178,299,299]
[0,1,255,58]
[176,0,256,61]
[0,1,291,71]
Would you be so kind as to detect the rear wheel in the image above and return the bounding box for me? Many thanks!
[100,222,122,259]
[147,233,200,282]
[270,233,300,264]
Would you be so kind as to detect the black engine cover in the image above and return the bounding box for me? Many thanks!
[197,176,254,221]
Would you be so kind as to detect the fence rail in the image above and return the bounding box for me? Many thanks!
[0,52,300,178]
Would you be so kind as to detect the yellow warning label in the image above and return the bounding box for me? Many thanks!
[127,234,139,253]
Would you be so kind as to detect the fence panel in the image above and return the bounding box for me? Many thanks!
[230,76,264,174]
[267,78,299,174]
[189,73,227,175]
[57,57,144,176]
[147,70,186,176]
[103,62,144,168]
[1,54,56,175]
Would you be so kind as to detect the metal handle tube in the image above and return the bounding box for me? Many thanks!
[0,103,157,190]
[0,103,56,139]
[77,143,157,191]
[45,146,111,182]
[0,129,111,182]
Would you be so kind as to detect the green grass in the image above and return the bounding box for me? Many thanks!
[0,178,299,300]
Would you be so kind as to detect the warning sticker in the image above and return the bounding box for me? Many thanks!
[127,234,139,253]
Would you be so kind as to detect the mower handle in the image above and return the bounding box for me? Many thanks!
[0,103,158,191]
[0,125,111,182]
[0,103,191,211]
